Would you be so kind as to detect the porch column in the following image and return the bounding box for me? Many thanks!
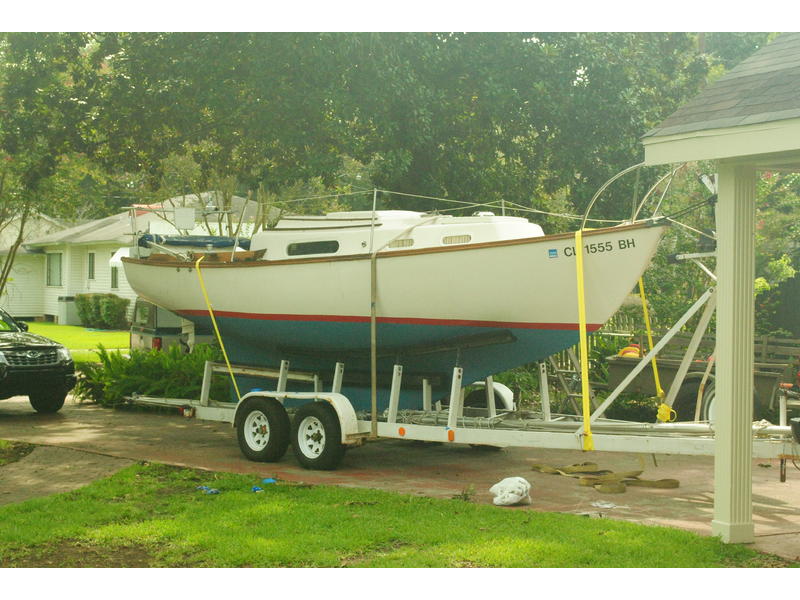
[712,162,755,543]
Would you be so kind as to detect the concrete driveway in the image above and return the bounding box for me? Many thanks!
[1,395,798,561]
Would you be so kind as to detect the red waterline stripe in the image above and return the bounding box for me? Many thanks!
[180,309,602,332]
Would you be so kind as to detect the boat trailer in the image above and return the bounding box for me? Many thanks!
[129,351,799,472]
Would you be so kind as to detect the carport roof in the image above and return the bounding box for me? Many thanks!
[643,33,800,168]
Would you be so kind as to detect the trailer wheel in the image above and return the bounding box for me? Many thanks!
[292,402,345,470]
[672,380,703,421]
[236,397,290,462]
[702,384,716,423]
[674,380,757,423]
[700,384,759,422]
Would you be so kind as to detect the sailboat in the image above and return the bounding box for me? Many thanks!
[122,209,665,409]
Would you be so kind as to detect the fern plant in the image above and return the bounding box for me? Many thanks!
[75,344,227,407]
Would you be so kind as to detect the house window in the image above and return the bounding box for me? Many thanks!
[46,253,62,286]
[88,252,96,280]
[287,240,339,256]
[111,266,119,289]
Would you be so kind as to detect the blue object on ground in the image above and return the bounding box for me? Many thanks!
[252,486,264,493]
[205,488,220,495]
[262,478,277,485]
[196,485,210,491]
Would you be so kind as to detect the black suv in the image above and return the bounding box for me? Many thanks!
[0,308,76,413]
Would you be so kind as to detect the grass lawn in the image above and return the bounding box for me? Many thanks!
[26,322,129,363]
[0,460,794,568]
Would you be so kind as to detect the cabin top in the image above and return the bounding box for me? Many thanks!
[250,210,545,260]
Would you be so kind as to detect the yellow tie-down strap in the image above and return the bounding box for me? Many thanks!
[574,229,593,451]
[638,277,665,401]
[195,255,242,402]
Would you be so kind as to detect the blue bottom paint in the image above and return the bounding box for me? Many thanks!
[186,315,589,411]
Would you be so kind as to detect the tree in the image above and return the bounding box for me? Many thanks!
[0,33,99,296]
[89,33,352,191]
[83,33,712,226]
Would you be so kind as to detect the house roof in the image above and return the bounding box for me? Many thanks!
[643,33,800,168]
[644,33,800,139]
[24,211,143,247]
[0,212,72,255]
[24,192,253,249]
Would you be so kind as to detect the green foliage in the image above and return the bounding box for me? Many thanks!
[702,33,772,70]
[588,334,631,384]
[99,295,130,330]
[492,364,539,408]
[74,344,225,407]
[74,293,130,330]
[602,393,659,422]
[75,32,715,224]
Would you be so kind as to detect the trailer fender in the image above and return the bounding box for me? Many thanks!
[315,393,362,444]
[470,380,515,411]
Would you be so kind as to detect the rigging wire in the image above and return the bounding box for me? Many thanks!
[269,189,374,205]
[261,184,673,226]
[666,217,717,241]
[502,201,626,224]
[664,195,717,221]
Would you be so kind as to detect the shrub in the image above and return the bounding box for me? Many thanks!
[74,343,227,407]
[75,293,130,329]
[75,294,102,328]
[98,294,130,329]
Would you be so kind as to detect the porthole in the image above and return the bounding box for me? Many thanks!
[442,234,471,245]
[287,240,340,256]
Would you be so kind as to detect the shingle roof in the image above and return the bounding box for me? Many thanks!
[24,211,159,246]
[644,33,800,138]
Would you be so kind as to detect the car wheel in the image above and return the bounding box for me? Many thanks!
[29,391,66,414]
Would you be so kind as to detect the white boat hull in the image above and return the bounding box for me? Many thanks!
[123,222,665,407]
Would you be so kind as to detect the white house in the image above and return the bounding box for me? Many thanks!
[20,192,255,324]
[23,211,145,323]
[0,213,70,319]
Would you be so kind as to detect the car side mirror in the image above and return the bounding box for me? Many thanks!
[18,321,28,331]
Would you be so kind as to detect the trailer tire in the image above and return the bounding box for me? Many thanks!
[292,402,345,471]
[700,383,758,422]
[236,397,290,462]
[672,379,703,421]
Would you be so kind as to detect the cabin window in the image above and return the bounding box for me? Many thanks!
[46,253,62,287]
[442,234,472,245]
[87,252,96,280]
[388,238,414,248]
[287,240,340,256]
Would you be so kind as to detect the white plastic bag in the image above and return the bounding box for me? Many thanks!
[489,476,532,506]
